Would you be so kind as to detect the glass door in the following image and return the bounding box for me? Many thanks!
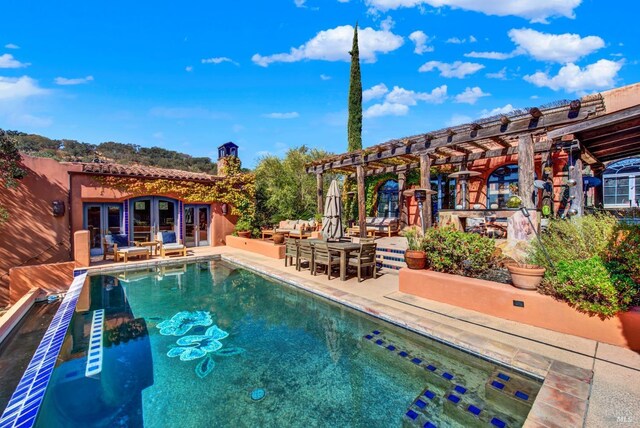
[131,197,178,242]
[184,205,210,247]
[84,203,123,255]
[133,199,152,242]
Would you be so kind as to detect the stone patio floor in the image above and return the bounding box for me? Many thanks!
[89,245,640,427]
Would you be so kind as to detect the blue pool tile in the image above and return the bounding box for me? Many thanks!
[375,339,384,346]
[447,394,460,404]
[442,372,453,380]
[467,405,481,416]
[491,417,506,428]
[386,345,396,351]
[426,365,436,371]
[491,381,505,390]
[423,390,436,400]
[372,330,380,335]
[398,351,408,357]
[497,373,510,382]
[454,385,467,394]
[411,358,422,365]
[364,335,373,340]
[406,410,418,420]
[415,399,427,409]
[515,391,529,401]
[424,422,437,428]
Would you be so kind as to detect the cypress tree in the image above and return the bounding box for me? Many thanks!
[347,23,362,152]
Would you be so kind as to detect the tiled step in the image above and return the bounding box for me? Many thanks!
[377,246,407,272]
[485,369,538,416]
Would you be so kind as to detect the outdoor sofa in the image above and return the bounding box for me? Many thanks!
[275,219,315,239]
[103,234,151,262]
[156,231,187,258]
[365,217,400,237]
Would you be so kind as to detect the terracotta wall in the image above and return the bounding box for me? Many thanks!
[0,156,76,304]
[8,261,76,304]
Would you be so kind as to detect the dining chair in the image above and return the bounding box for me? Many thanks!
[347,243,378,282]
[284,238,298,268]
[297,240,313,272]
[312,243,340,279]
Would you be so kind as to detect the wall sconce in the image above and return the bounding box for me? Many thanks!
[52,200,65,217]
[221,203,229,216]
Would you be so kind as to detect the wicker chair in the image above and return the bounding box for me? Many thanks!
[297,240,313,271]
[284,238,298,268]
[312,243,340,279]
[347,243,378,282]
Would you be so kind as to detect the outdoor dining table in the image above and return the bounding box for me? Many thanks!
[307,239,361,281]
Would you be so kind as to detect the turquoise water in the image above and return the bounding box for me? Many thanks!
[34,260,539,427]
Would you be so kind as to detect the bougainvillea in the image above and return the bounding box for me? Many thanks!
[96,170,255,218]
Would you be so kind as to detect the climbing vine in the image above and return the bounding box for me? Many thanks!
[96,171,255,218]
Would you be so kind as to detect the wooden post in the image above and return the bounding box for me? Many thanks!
[518,134,535,209]
[398,171,407,228]
[420,154,432,228]
[571,157,584,216]
[316,173,324,216]
[356,165,366,238]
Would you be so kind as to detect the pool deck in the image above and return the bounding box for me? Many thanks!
[86,246,640,427]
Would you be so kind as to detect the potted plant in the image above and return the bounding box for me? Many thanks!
[235,216,253,239]
[506,252,546,290]
[403,228,426,270]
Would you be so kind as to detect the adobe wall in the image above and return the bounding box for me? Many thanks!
[601,82,640,113]
[8,261,76,304]
[0,156,77,305]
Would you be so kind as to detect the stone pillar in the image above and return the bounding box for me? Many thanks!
[356,165,366,238]
[420,154,432,228]
[74,230,90,267]
[316,173,324,216]
[571,157,584,216]
[518,134,535,209]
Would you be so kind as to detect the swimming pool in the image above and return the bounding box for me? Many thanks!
[4,260,541,427]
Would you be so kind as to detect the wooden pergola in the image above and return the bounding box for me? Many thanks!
[306,95,614,237]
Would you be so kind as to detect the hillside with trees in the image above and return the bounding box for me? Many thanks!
[2,130,217,174]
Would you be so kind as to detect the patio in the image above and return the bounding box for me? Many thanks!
[82,245,640,427]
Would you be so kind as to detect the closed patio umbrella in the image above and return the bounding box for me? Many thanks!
[321,180,343,241]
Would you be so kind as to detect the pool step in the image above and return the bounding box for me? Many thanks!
[85,309,104,378]
[376,246,407,272]
[485,369,538,416]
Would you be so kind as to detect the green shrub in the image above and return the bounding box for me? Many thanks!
[550,256,636,317]
[530,213,617,271]
[608,223,640,285]
[422,227,496,276]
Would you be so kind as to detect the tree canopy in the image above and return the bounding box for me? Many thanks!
[254,146,334,225]
[0,131,27,224]
[347,23,362,152]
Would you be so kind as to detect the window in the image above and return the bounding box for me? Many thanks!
[603,158,640,208]
[376,180,399,218]
[487,165,519,209]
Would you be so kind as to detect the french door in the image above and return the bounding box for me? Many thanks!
[131,197,178,242]
[184,205,210,247]
[83,203,123,255]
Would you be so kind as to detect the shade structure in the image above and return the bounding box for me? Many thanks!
[321,180,343,241]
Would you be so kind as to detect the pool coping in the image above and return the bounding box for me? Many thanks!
[0,254,593,427]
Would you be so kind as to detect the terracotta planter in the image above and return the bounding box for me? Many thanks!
[507,264,546,290]
[273,233,285,245]
[237,231,251,239]
[405,250,427,270]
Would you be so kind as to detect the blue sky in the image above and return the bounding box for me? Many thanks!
[1,0,638,168]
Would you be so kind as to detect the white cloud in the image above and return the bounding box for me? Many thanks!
[380,16,395,31]
[54,75,94,85]
[508,28,604,63]
[294,0,306,7]
[446,114,472,127]
[0,54,29,68]
[480,104,516,117]
[185,66,193,72]
[364,102,409,118]
[363,83,389,102]
[364,0,582,23]
[464,51,516,60]
[4,43,19,49]
[320,74,331,80]
[524,59,622,94]
[0,76,48,100]
[446,37,465,44]
[454,86,490,104]
[262,112,300,119]
[201,57,239,66]
[252,24,404,66]
[409,31,434,54]
[486,67,507,79]
[469,35,477,43]
[418,60,484,78]
[364,84,447,118]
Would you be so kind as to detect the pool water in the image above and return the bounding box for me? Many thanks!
[34,260,541,427]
